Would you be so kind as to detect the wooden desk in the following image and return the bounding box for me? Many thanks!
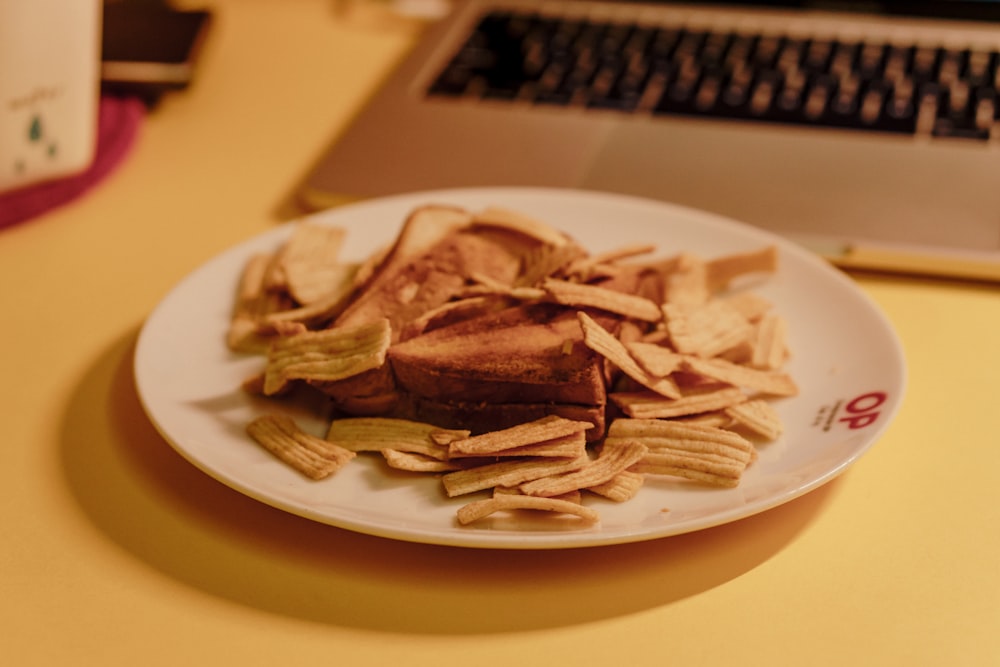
[2,2,997,665]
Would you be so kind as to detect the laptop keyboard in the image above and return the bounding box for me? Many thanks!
[427,10,1000,140]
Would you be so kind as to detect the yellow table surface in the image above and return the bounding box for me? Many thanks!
[3,2,998,665]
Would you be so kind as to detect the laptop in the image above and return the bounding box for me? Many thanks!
[299,0,1000,281]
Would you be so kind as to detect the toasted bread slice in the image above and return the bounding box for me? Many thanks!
[388,304,608,407]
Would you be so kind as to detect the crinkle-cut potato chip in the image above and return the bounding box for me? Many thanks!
[449,431,588,459]
[663,253,710,306]
[493,485,583,504]
[274,222,349,300]
[587,470,645,502]
[230,203,798,530]
[625,341,683,378]
[706,245,778,292]
[459,274,546,302]
[607,419,754,487]
[543,278,663,322]
[228,253,298,353]
[751,312,791,370]
[263,317,391,395]
[611,384,747,419]
[675,411,734,429]
[607,419,754,459]
[520,440,648,498]
[447,414,592,456]
[576,243,658,269]
[261,276,357,328]
[290,262,359,308]
[662,299,754,358]
[678,354,799,397]
[456,492,600,525]
[382,449,463,472]
[722,291,775,322]
[327,416,468,460]
[471,206,570,247]
[578,312,681,399]
[442,455,590,497]
[562,243,657,281]
[725,399,785,440]
[246,414,355,480]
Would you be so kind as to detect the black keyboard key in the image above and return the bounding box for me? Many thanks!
[719,66,753,109]
[777,38,807,72]
[857,42,888,79]
[911,46,941,82]
[803,39,834,73]
[746,70,782,117]
[965,50,996,86]
[879,81,919,133]
[752,35,783,69]
[934,80,991,139]
[802,74,837,121]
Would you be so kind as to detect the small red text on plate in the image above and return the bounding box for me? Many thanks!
[838,391,889,430]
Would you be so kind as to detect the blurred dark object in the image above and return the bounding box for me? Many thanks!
[101,1,213,107]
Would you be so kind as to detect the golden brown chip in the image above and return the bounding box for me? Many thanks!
[750,312,791,370]
[448,431,588,459]
[721,291,774,322]
[519,440,648,497]
[724,399,784,440]
[493,485,583,504]
[563,243,657,281]
[587,470,645,502]
[610,384,747,419]
[246,413,355,480]
[607,419,754,458]
[228,253,296,353]
[381,449,463,472]
[261,276,357,327]
[441,455,590,497]
[263,318,391,395]
[678,354,799,397]
[706,246,778,292]
[327,416,468,460]
[456,493,600,525]
[662,300,754,358]
[460,273,546,301]
[626,341,684,378]
[675,411,733,428]
[277,222,350,304]
[544,278,663,322]
[607,419,754,487]
[578,312,681,399]
[447,414,593,456]
[663,253,710,305]
[470,206,570,247]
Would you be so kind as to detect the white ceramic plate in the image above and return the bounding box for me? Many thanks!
[134,187,906,549]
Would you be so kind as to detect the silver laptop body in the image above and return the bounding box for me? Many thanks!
[300,0,1000,281]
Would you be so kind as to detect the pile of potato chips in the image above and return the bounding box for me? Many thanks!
[231,205,797,528]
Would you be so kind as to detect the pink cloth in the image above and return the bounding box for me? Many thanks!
[0,95,145,230]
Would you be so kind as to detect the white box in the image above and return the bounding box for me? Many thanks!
[0,0,101,192]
